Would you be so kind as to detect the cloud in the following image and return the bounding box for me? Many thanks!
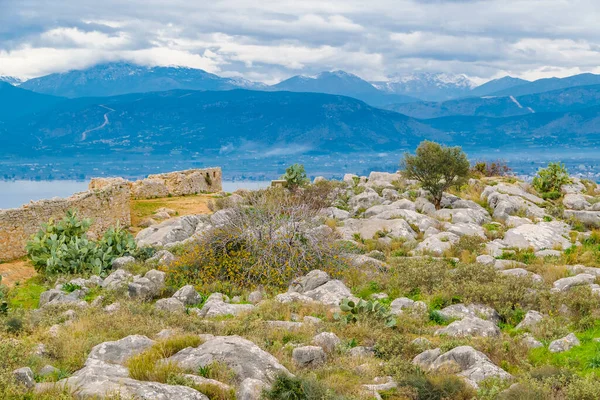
[2,0,600,83]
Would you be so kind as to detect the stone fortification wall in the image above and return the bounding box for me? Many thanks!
[0,180,130,261]
[130,168,222,199]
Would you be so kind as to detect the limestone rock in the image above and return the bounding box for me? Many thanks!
[503,222,570,250]
[339,218,416,240]
[516,310,545,330]
[437,304,501,323]
[13,367,35,389]
[111,256,135,269]
[549,333,580,353]
[197,293,254,318]
[292,346,327,368]
[312,332,341,353]
[552,274,596,292]
[147,250,176,266]
[563,194,591,210]
[413,345,511,388]
[155,298,186,313]
[172,285,202,306]
[167,335,289,384]
[136,215,202,247]
[87,335,155,365]
[102,269,133,291]
[414,232,459,256]
[522,334,543,349]
[435,316,500,338]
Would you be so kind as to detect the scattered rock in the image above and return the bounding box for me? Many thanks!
[516,310,545,330]
[167,335,290,384]
[197,293,254,317]
[413,346,511,388]
[437,304,501,324]
[172,285,202,306]
[111,256,136,269]
[503,222,570,251]
[147,250,176,265]
[102,269,133,291]
[292,346,327,368]
[435,316,500,338]
[552,274,596,292]
[549,333,580,353]
[13,367,35,389]
[39,365,60,377]
[312,332,341,353]
[155,298,185,313]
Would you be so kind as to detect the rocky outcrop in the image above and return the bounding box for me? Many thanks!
[503,222,570,250]
[284,270,357,306]
[435,317,500,337]
[136,215,205,247]
[413,346,511,388]
[166,335,289,384]
[549,333,580,353]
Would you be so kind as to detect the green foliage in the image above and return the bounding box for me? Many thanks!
[26,210,136,276]
[281,163,310,190]
[334,298,397,328]
[61,282,81,293]
[532,162,571,194]
[263,374,348,400]
[401,141,470,209]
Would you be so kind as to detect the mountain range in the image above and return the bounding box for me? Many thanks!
[2,62,600,172]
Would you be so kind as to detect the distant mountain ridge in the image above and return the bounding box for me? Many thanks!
[273,70,417,106]
[372,72,477,101]
[386,84,600,119]
[19,62,267,98]
[0,82,64,122]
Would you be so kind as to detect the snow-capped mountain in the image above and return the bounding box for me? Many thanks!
[0,76,24,86]
[272,70,417,106]
[372,72,477,101]
[19,63,267,98]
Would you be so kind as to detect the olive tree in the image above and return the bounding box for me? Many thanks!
[401,141,470,209]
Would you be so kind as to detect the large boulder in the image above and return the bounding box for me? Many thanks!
[41,335,208,400]
[128,270,166,300]
[320,207,350,221]
[136,215,202,247]
[503,222,571,250]
[365,172,402,188]
[87,335,155,365]
[435,317,500,338]
[413,346,512,388]
[166,335,290,384]
[482,183,544,205]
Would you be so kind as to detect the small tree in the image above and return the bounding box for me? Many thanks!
[532,162,571,199]
[281,163,309,190]
[401,141,470,210]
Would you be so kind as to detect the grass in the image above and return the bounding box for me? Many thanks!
[529,326,600,375]
[130,194,213,229]
[7,276,47,309]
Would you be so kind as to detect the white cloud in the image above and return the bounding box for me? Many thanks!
[2,0,600,83]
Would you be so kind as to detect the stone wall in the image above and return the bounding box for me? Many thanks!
[0,180,131,262]
[130,168,222,199]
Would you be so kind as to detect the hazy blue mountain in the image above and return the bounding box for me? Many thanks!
[490,73,600,97]
[0,89,443,157]
[0,76,23,86]
[273,71,417,106]
[469,76,530,97]
[372,72,476,102]
[0,82,65,122]
[19,62,267,98]
[387,84,600,119]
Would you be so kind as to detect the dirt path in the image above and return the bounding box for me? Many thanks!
[81,105,115,140]
[0,259,36,287]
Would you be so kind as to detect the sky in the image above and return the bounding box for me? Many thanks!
[2,0,600,84]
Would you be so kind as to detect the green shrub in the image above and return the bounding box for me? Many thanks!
[471,160,512,177]
[26,210,136,276]
[166,188,346,290]
[263,374,348,400]
[532,162,570,194]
